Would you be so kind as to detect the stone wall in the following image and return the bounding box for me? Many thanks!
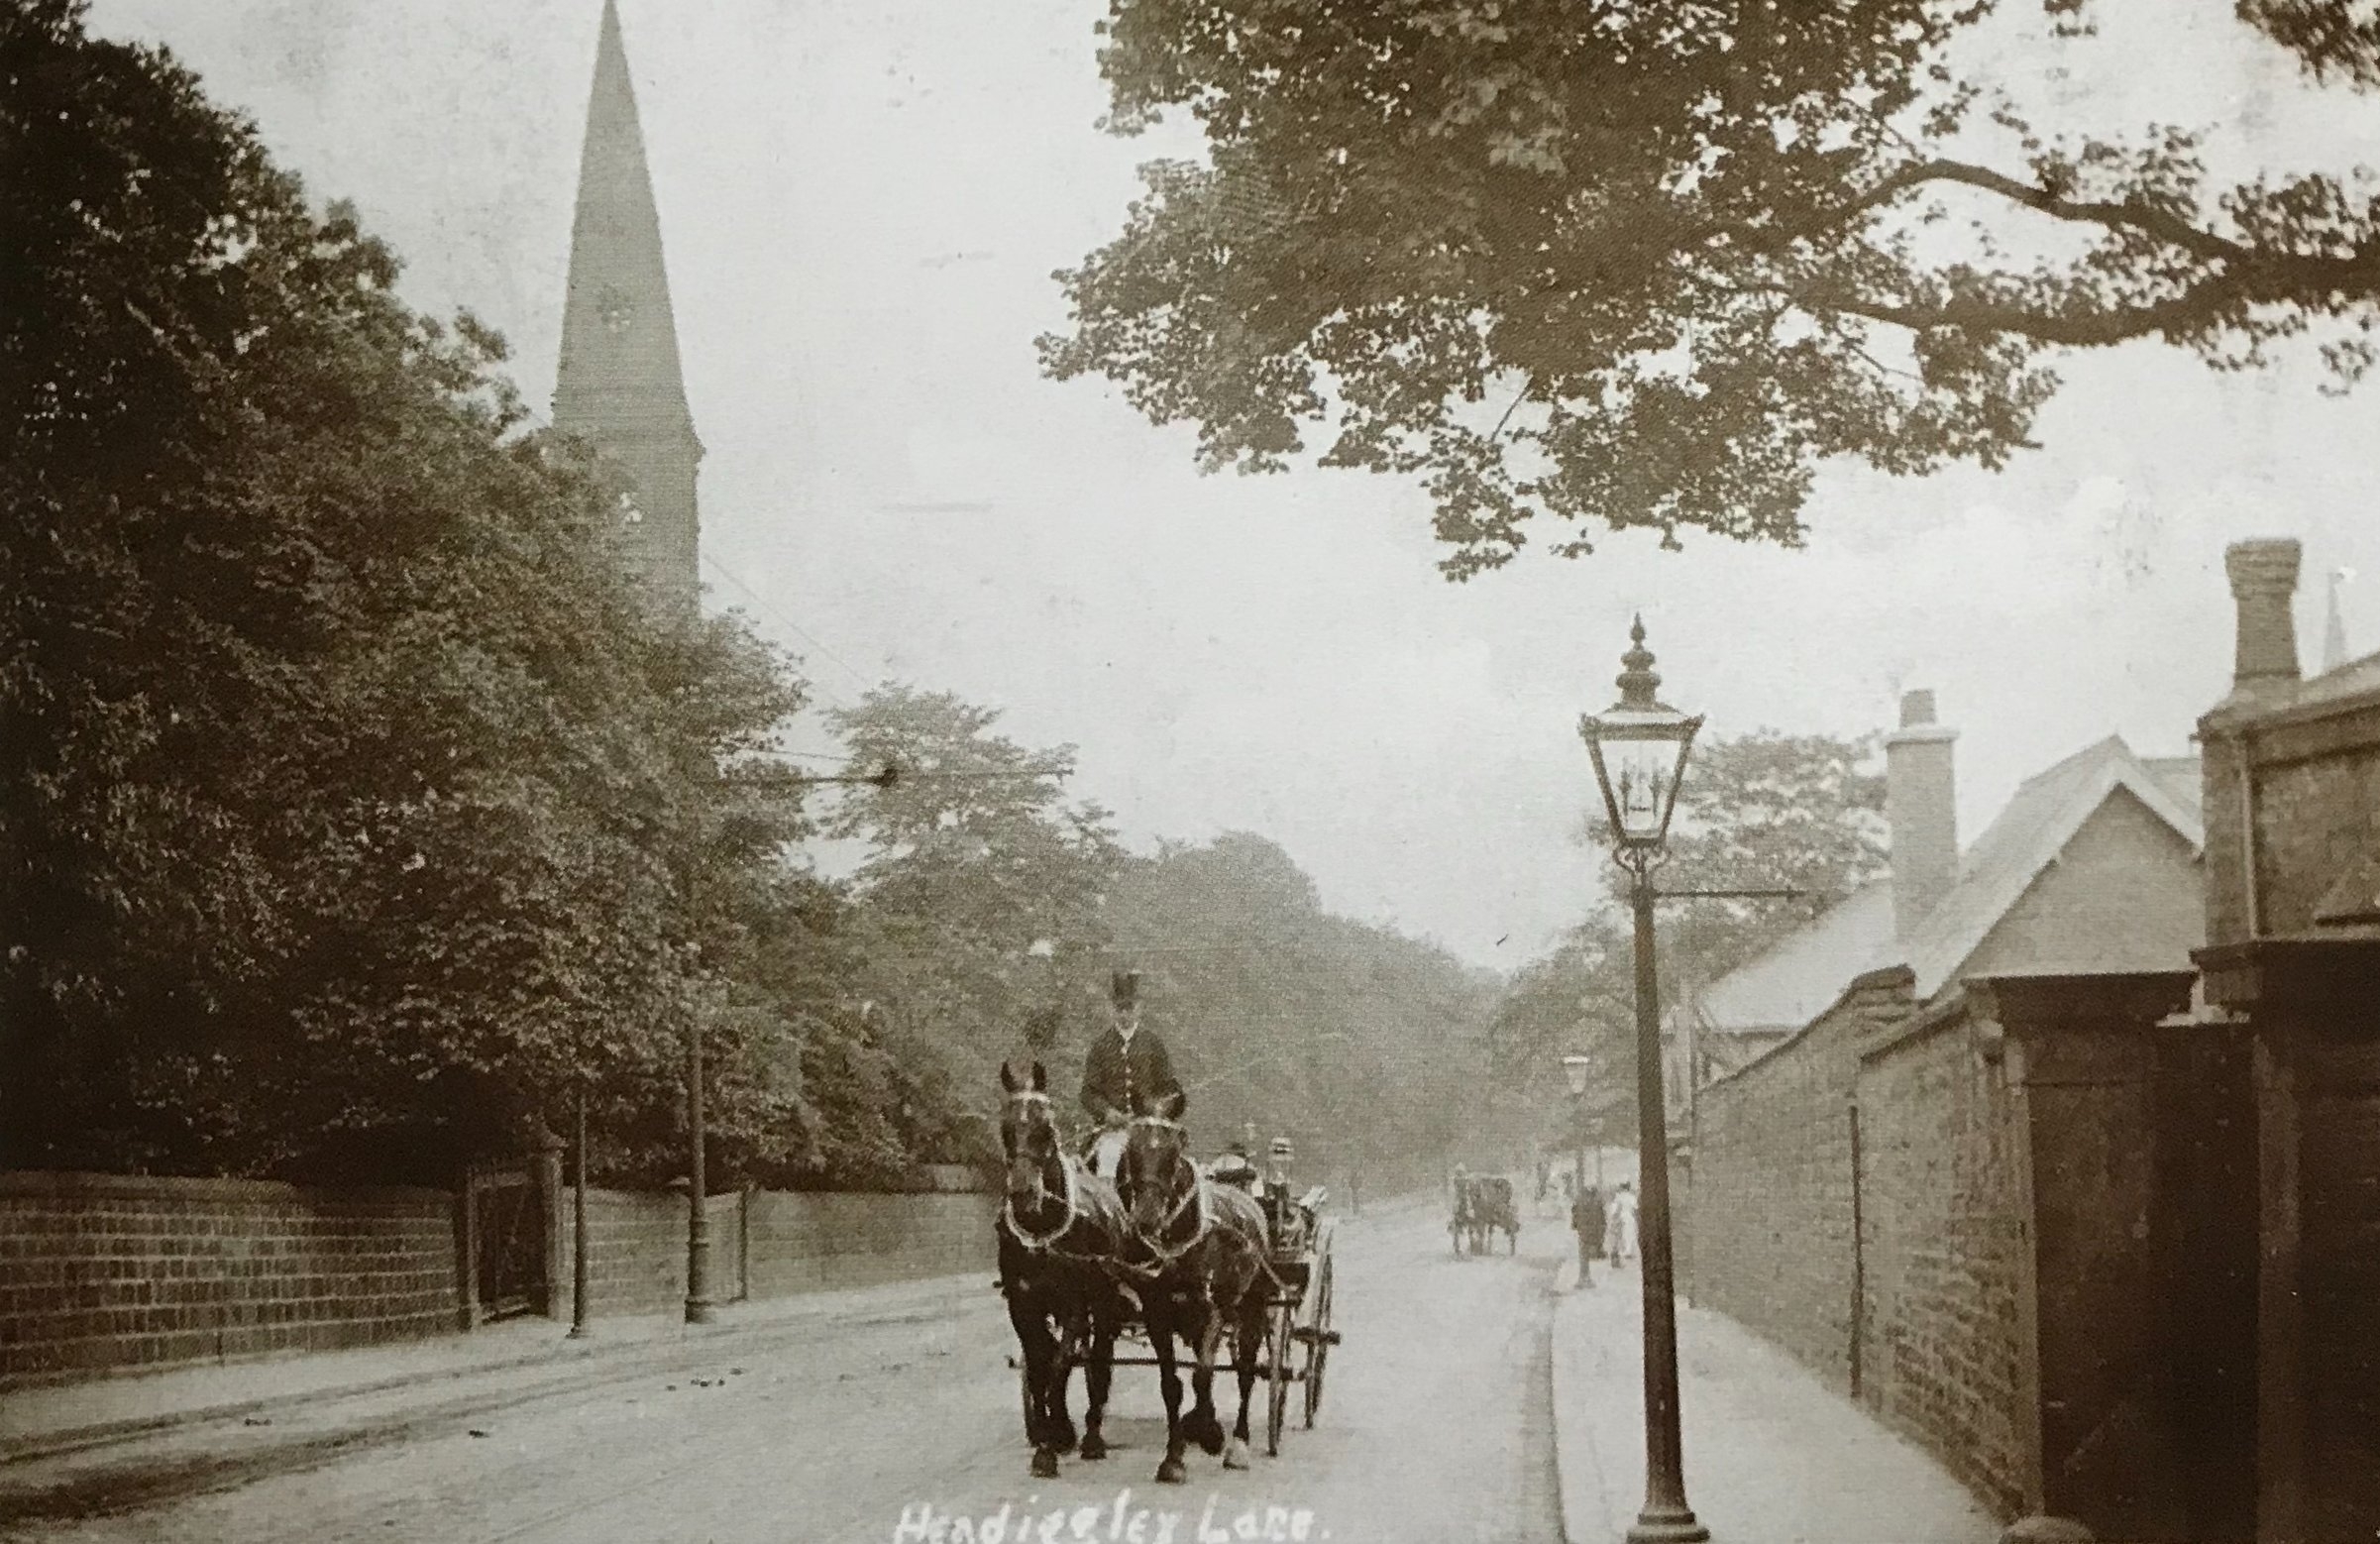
[553,1188,740,1320]
[0,1171,460,1388]
[4,1172,997,1390]
[1855,1003,2030,1520]
[547,1189,996,1317]
[1680,967,1911,1390]
[746,1192,998,1296]
[2252,745,2380,935]
[1680,968,2214,1536]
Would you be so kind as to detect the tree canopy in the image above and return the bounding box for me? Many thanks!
[1106,831,1503,1195]
[1043,0,2380,575]
[0,0,809,1179]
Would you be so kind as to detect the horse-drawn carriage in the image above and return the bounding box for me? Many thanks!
[1094,1151,1338,1457]
[1451,1172,1520,1256]
[996,1064,1342,1482]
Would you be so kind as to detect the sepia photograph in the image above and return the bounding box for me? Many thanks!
[5,1,2380,1539]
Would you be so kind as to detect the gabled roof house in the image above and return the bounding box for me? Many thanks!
[1667,691,2206,1105]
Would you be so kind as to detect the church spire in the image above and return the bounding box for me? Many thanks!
[555,0,701,613]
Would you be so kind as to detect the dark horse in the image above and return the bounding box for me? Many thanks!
[1115,1089,1272,1484]
[998,1061,1127,1480]
[1473,1174,1519,1254]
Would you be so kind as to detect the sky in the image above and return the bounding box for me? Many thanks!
[88,0,2380,970]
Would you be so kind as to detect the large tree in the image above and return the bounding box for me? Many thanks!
[1043,0,2380,575]
[1108,830,1502,1196]
[820,685,1129,1168]
[0,0,811,1178]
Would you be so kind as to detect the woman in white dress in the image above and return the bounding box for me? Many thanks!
[1605,1180,1640,1268]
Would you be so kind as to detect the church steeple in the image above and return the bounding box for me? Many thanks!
[555,0,701,613]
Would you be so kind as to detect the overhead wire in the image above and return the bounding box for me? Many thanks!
[699,550,879,705]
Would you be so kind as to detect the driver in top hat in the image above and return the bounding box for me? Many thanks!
[1081,969,1183,1176]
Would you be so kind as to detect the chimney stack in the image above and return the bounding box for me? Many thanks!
[2225,539,2303,695]
[1887,690,1959,942]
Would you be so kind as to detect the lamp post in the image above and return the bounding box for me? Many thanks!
[686,1003,713,1325]
[569,1082,591,1339]
[1579,615,1708,1544]
[1562,1053,1592,1201]
[1563,1053,1594,1288]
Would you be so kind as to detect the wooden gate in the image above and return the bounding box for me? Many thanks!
[466,1164,548,1323]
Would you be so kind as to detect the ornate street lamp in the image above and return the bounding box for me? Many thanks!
[1578,615,1707,1544]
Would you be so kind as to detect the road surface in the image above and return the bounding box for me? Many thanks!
[14,1198,1569,1544]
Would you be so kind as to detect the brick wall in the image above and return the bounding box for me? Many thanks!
[1681,967,1913,1389]
[2253,747,2380,935]
[1856,1003,2029,1521]
[555,1188,712,1319]
[549,1189,995,1319]
[0,1171,460,1388]
[2200,731,2251,947]
[2203,691,2380,954]
[6,1172,997,1389]
[745,1191,998,1296]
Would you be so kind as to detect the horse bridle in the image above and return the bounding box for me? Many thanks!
[1000,1091,1079,1252]
[1117,1115,1207,1272]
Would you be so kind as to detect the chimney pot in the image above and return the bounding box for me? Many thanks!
[1899,690,1937,728]
[2225,538,2303,691]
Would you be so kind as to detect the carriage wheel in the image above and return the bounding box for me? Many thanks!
[1264,1302,1293,1457]
[1301,1254,1333,1428]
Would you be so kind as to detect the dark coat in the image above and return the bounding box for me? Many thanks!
[1079,1026,1183,1123]
[1571,1190,1607,1254]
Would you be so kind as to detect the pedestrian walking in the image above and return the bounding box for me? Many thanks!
[1605,1179,1639,1268]
[1570,1184,1605,1288]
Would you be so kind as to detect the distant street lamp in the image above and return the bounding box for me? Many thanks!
[1579,615,1707,1544]
[1562,1052,1592,1201]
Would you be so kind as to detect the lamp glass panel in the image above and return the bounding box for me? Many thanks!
[1609,734,1675,841]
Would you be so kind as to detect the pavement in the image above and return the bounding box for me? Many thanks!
[3,1272,986,1463]
[1550,1252,2001,1544]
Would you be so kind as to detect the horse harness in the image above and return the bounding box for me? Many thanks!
[1001,1092,1121,1273]
[1112,1117,1281,1299]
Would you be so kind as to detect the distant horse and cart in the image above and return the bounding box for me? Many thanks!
[995,1062,1340,1483]
[1450,1172,1520,1256]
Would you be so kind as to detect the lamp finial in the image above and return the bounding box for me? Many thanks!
[1616,615,1661,708]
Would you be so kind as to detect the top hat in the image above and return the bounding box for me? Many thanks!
[1110,970,1140,1009]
